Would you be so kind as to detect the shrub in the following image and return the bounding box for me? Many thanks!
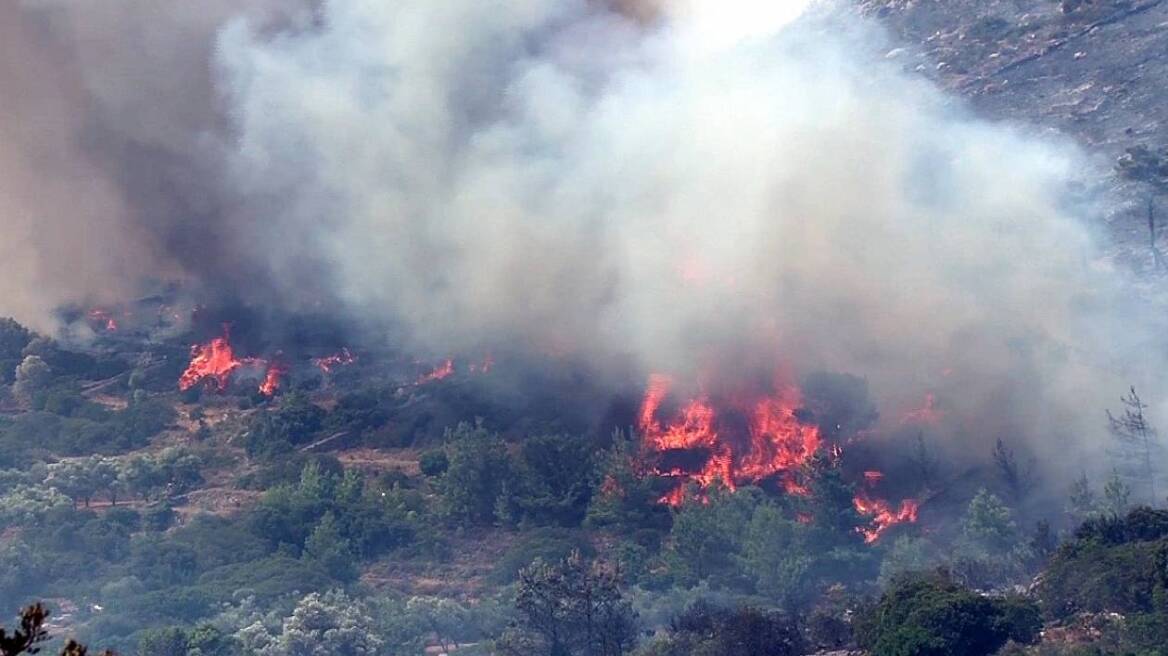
[855,570,1040,656]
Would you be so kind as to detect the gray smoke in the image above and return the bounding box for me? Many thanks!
[2,0,1164,486]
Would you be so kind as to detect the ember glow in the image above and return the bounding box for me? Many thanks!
[416,359,455,385]
[86,308,118,332]
[414,355,494,385]
[313,348,357,374]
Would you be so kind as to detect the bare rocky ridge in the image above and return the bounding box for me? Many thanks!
[860,0,1168,268]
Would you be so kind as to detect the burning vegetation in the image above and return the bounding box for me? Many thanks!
[635,370,920,541]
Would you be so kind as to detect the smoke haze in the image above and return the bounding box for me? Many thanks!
[2,0,1164,482]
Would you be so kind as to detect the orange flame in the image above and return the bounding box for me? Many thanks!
[259,360,288,397]
[179,335,243,393]
[87,308,119,332]
[416,359,455,385]
[854,494,919,543]
[637,374,820,504]
[313,348,357,374]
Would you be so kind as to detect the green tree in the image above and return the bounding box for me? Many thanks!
[137,627,189,656]
[952,489,1029,587]
[645,602,804,656]
[418,449,448,477]
[855,571,1040,656]
[498,551,638,656]
[509,434,595,526]
[585,430,670,533]
[741,503,811,606]
[303,512,358,581]
[1103,470,1132,517]
[666,487,755,585]
[439,422,512,524]
[1068,472,1097,524]
[242,590,384,656]
[803,452,864,548]
[1108,387,1160,504]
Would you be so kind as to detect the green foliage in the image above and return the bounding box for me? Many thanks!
[13,356,51,400]
[1102,471,1132,517]
[803,452,865,549]
[740,504,811,605]
[951,489,1031,587]
[303,511,358,581]
[243,392,325,458]
[498,551,638,656]
[0,318,34,363]
[1068,472,1098,525]
[438,422,512,524]
[642,602,804,656]
[667,487,757,586]
[238,590,384,655]
[1039,507,1168,620]
[249,461,417,559]
[879,536,937,585]
[586,431,671,533]
[418,449,449,477]
[492,528,596,584]
[507,434,595,526]
[855,570,1040,656]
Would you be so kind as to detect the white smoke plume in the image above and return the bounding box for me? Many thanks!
[1,1,1164,485]
[216,0,1166,474]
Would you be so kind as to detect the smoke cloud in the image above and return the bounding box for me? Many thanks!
[2,1,1164,484]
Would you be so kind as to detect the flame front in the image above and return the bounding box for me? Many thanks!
[637,374,820,503]
[637,372,920,542]
[259,361,288,397]
[416,359,455,385]
[179,336,243,392]
[854,494,920,544]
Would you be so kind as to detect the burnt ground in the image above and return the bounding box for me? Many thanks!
[859,0,1168,268]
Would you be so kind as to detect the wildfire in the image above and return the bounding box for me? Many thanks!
[87,308,119,332]
[854,494,920,544]
[177,329,280,396]
[416,359,455,385]
[259,360,288,397]
[637,371,920,542]
[179,335,245,393]
[414,354,495,385]
[313,348,357,374]
[637,373,820,504]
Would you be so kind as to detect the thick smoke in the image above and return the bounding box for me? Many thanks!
[217,1,1165,471]
[0,0,316,329]
[2,1,1164,485]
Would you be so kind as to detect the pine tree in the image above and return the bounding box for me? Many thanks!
[1107,386,1160,503]
[1067,472,1097,524]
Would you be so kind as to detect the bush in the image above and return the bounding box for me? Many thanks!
[855,570,1040,656]
[418,449,449,477]
[491,528,595,584]
[1039,507,1168,620]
